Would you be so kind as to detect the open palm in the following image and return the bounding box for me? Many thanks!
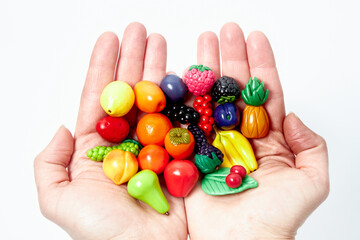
[34,23,187,240]
[184,23,329,240]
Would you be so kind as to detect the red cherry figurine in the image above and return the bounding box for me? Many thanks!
[226,173,242,188]
[230,165,247,178]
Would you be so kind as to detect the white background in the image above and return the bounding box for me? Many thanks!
[1,0,359,239]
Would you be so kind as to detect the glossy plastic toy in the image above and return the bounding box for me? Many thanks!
[127,170,170,214]
[240,77,270,138]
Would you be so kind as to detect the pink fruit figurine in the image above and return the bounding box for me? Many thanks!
[184,65,215,96]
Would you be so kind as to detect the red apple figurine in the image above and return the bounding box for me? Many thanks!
[164,159,199,197]
[96,116,130,143]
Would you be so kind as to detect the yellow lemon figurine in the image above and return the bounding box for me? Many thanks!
[100,81,135,117]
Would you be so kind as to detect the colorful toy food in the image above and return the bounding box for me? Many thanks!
[138,145,169,174]
[162,102,200,124]
[136,113,172,146]
[201,167,258,195]
[225,173,242,188]
[212,128,257,174]
[102,149,138,185]
[164,159,199,197]
[213,103,240,130]
[188,124,223,174]
[96,116,130,143]
[193,95,214,136]
[164,128,195,159]
[241,77,270,138]
[100,81,135,117]
[230,165,247,178]
[183,65,215,96]
[160,74,188,103]
[134,80,166,113]
[87,139,143,161]
[211,76,241,104]
[127,170,169,214]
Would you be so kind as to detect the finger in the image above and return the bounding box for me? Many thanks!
[75,32,119,138]
[115,22,147,86]
[142,33,167,84]
[220,22,250,87]
[247,31,285,131]
[34,126,73,201]
[284,113,329,189]
[197,31,221,80]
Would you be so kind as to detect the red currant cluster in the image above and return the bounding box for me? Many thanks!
[193,94,214,136]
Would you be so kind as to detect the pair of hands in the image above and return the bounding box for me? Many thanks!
[34,22,329,240]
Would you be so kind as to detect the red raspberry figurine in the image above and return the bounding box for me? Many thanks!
[184,65,215,96]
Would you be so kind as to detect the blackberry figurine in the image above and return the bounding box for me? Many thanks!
[211,76,241,104]
[162,102,200,125]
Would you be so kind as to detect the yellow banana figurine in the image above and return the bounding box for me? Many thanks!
[212,128,257,174]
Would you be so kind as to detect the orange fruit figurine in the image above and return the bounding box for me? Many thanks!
[164,128,195,159]
[134,80,167,113]
[136,113,172,146]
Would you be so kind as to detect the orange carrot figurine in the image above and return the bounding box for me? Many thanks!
[240,77,269,138]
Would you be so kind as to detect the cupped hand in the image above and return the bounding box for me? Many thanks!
[184,23,329,240]
[34,23,187,240]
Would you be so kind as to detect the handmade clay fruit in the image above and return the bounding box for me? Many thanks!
[136,113,172,146]
[96,116,130,143]
[214,103,240,130]
[138,145,169,174]
[134,80,166,113]
[102,149,138,185]
[160,74,188,103]
[164,128,195,159]
[211,76,241,104]
[127,170,169,214]
[241,77,270,138]
[183,65,215,96]
[164,159,199,197]
[100,81,135,117]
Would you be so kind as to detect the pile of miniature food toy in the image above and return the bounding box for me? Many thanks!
[86,65,270,214]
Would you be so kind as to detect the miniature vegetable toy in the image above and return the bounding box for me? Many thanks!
[183,65,215,96]
[100,81,135,117]
[134,80,166,113]
[102,149,138,185]
[164,159,199,197]
[201,167,258,195]
[240,77,270,138]
[127,170,170,215]
[212,128,257,174]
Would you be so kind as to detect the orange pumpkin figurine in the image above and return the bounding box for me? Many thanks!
[240,77,269,138]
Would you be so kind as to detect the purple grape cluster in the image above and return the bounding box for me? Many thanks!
[188,124,223,161]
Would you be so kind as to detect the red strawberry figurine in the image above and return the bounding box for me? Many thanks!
[184,65,215,96]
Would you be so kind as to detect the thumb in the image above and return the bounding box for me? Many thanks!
[283,113,329,186]
[34,125,74,210]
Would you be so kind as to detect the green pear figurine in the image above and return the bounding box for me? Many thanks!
[127,170,169,214]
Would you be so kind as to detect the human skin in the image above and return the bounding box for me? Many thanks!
[34,23,187,240]
[184,23,329,240]
[34,22,329,240]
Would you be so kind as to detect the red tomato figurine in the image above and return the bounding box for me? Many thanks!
[164,159,199,197]
[138,145,169,174]
[96,116,130,143]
